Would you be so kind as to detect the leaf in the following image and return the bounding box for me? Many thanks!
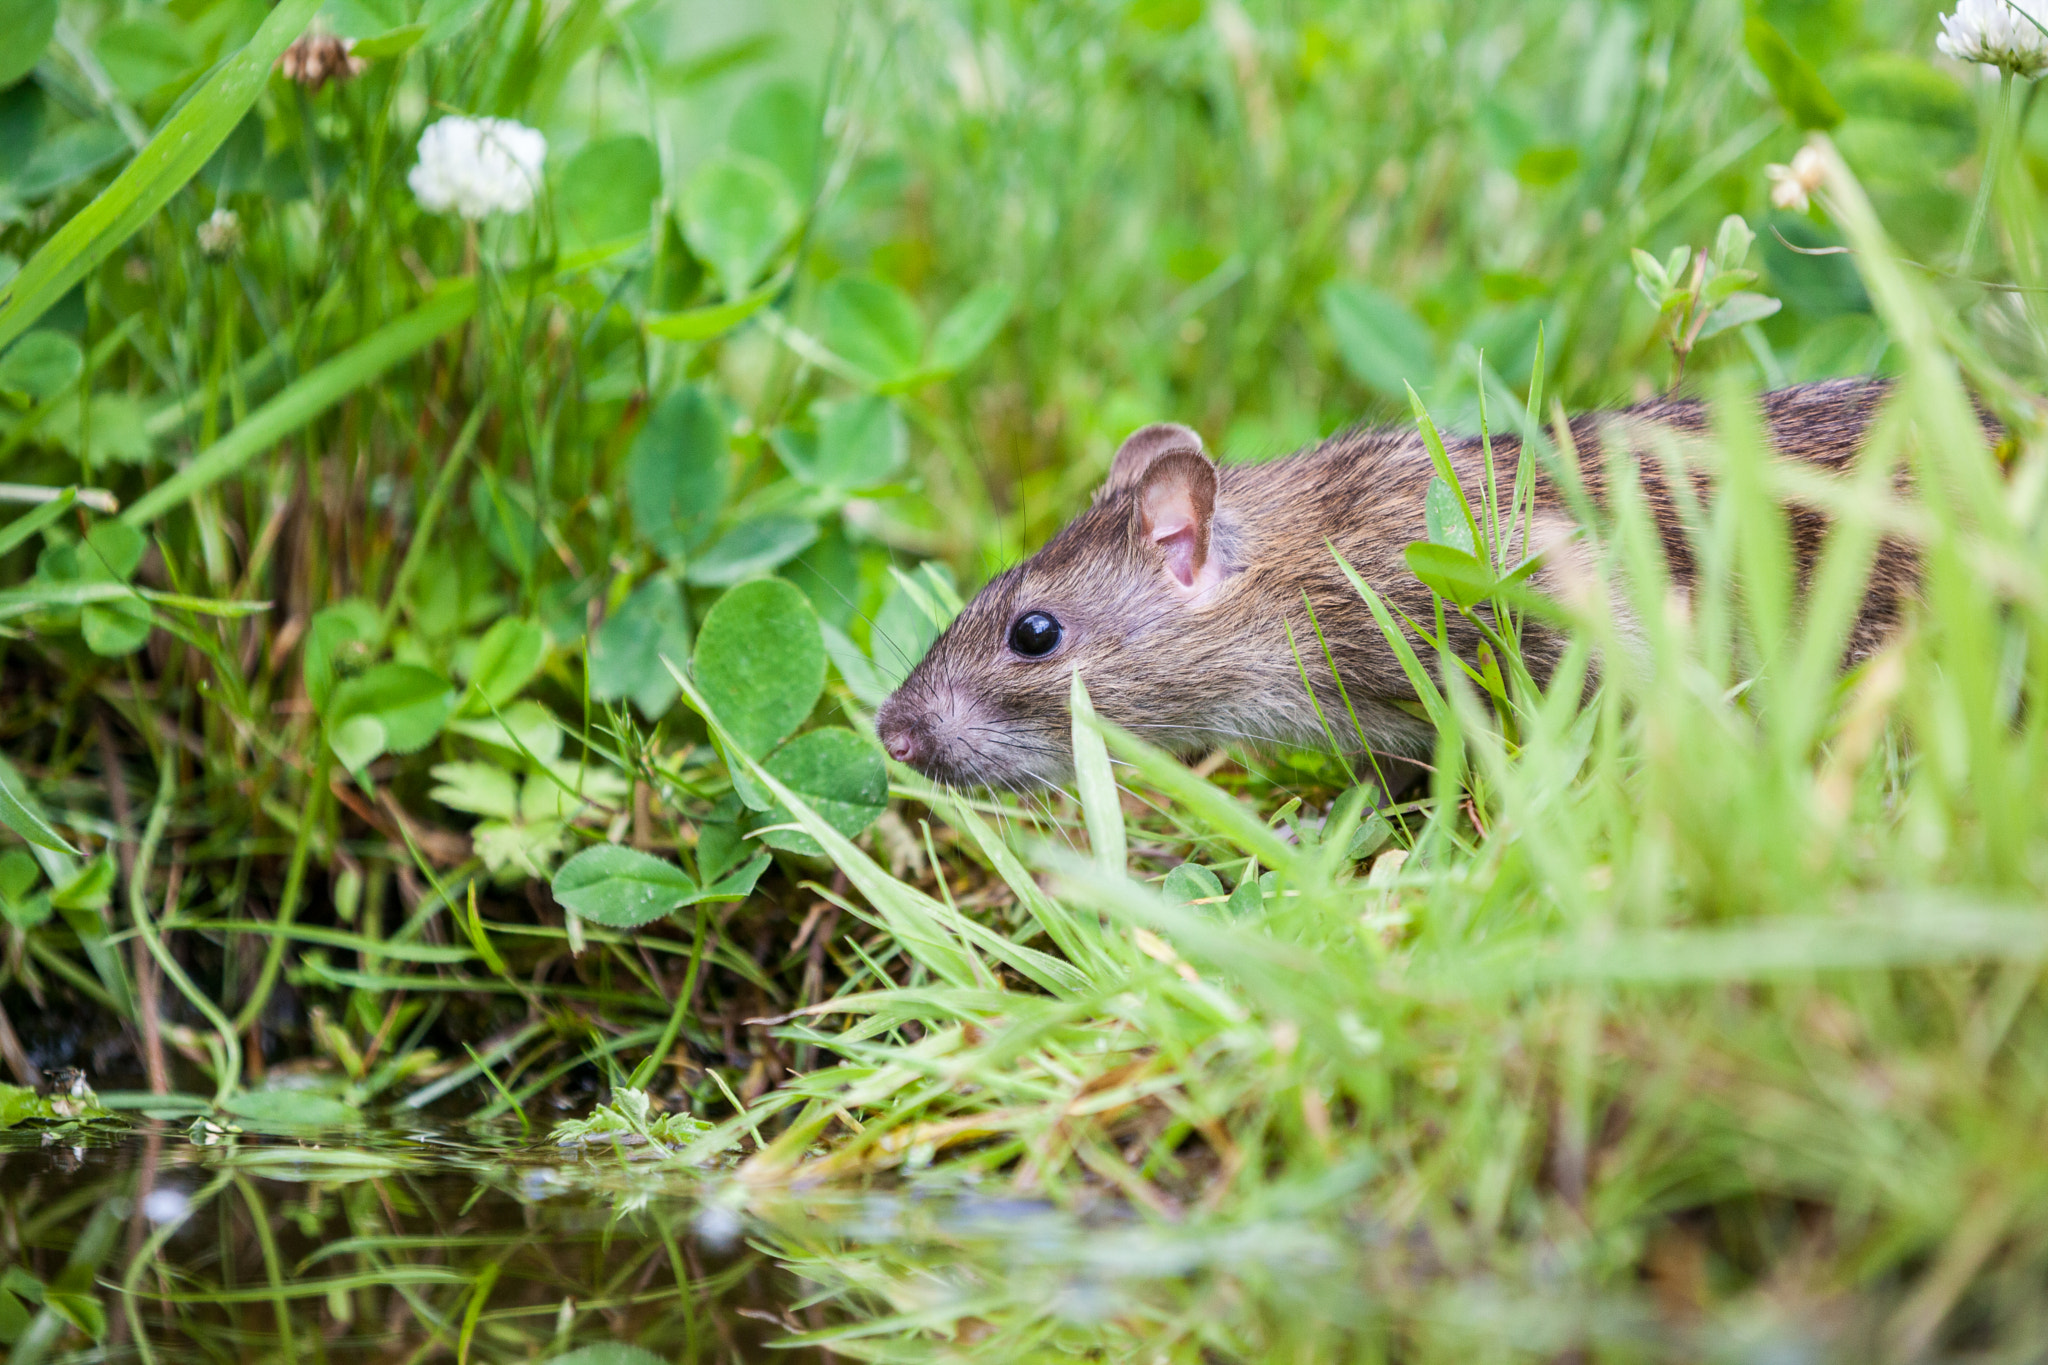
[644,280,778,341]
[222,1090,360,1129]
[1424,476,1477,555]
[689,577,824,756]
[820,276,924,386]
[701,851,771,902]
[1744,16,1842,130]
[550,844,698,928]
[46,1291,107,1341]
[542,1345,672,1365]
[448,702,563,765]
[79,522,144,581]
[0,753,76,855]
[327,664,455,769]
[1513,145,1579,186]
[348,22,426,57]
[624,386,728,557]
[0,849,37,904]
[1630,247,1670,306]
[1227,869,1277,917]
[926,282,1014,374]
[429,762,520,821]
[321,0,406,40]
[1695,291,1784,341]
[328,715,385,773]
[460,617,544,714]
[0,0,57,88]
[1163,862,1225,908]
[95,14,196,99]
[680,152,799,297]
[1404,540,1498,608]
[50,855,113,911]
[809,395,905,490]
[81,596,152,656]
[683,513,819,587]
[10,122,130,203]
[730,79,819,195]
[1712,213,1757,274]
[0,0,325,355]
[519,760,628,822]
[1702,269,1759,305]
[558,134,661,250]
[1321,282,1436,400]
[303,600,375,711]
[1831,54,1974,171]
[589,577,693,718]
[751,727,888,856]
[121,284,478,526]
[0,331,82,400]
[42,393,154,465]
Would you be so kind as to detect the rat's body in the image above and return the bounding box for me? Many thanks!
[877,378,1916,789]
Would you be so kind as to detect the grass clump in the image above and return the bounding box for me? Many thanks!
[2,0,2048,1358]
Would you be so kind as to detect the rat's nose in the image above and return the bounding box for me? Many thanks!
[876,703,929,768]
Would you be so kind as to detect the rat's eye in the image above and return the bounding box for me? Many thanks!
[1007,611,1062,658]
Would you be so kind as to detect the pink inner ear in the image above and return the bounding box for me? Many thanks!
[1156,525,1198,587]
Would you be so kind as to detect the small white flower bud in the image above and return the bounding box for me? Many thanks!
[277,33,366,91]
[1765,146,1826,214]
[197,208,243,259]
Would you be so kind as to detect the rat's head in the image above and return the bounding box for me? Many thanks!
[877,422,1270,789]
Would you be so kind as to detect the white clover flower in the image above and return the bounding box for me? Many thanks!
[1937,0,2048,78]
[1766,146,1826,213]
[197,207,242,258]
[407,116,547,221]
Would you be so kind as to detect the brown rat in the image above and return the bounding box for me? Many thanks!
[875,378,1916,789]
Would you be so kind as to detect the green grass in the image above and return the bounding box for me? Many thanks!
[4,0,2048,1358]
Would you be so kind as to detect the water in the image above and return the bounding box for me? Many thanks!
[2,1129,1875,1363]
[6,1128,835,1364]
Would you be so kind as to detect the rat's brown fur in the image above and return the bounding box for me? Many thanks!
[877,378,1924,790]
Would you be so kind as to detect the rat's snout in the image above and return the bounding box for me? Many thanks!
[875,694,936,771]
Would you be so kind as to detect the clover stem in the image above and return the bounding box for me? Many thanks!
[1958,68,2016,272]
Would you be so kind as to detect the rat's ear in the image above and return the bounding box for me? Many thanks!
[1107,422,1204,493]
[1136,449,1217,589]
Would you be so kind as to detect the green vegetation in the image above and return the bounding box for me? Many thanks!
[3,0,2048,1357]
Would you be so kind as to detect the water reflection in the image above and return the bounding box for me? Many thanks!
[2,1128,827,1364]
[2,1131,1888,1364]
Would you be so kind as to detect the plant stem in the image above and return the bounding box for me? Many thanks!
[1959,68,2016,272]
[129,752,244,1106]
[627,901,711,1090]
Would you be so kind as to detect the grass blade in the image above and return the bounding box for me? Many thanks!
[0,488,75,557]
[1085,714,1303,878]
[1068,671,1127,876]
